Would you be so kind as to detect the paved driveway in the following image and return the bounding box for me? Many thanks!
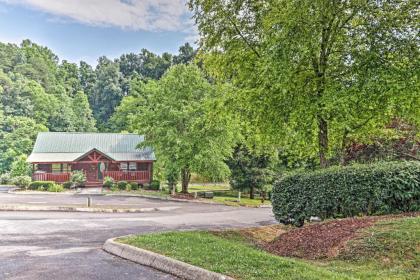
[0,193,275,280]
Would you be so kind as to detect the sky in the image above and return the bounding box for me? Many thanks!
[0,0,197,66]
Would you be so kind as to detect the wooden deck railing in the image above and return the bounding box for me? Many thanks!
[103,171,150,182]
[32,172,70,183]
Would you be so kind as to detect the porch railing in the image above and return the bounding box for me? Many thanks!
[32,172,70,183]
[103,171,150,182]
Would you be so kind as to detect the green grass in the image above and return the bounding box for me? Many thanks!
[318,216,420,280]
[213,196,271,207]
[176,184,230,192]
[120,231,347,280]
[120,216,419,280]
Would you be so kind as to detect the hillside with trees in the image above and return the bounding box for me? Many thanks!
[0,39,195,173]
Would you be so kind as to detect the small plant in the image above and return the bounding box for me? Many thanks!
[62,181,73,189]
[125,184,132,192]
[149,180,161,190]
[11,175,31,189]
[110,184,118,192]
[10,155,31,177]
[130,182,139,190]
[70,170,86,188]
[47,184,64,192]
[117,181,128,190]
[103,176,115,188]
[29,181,55,190]
[0,173,11,185]
[37,186,46,191]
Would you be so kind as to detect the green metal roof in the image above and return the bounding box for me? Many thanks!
[28,132,155,162]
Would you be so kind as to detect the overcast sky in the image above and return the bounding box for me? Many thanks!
[0,0,197,65]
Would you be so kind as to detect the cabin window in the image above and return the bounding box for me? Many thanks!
[52,163,69,173]
[129,162,137,171]
[138,163,148,171]
[52,164,61,173]
[120,162,128,171]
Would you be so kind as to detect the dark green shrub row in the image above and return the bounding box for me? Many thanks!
[272,161,420,226]
[29,181,55,190]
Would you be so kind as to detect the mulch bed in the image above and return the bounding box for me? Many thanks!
[265,212,419,260]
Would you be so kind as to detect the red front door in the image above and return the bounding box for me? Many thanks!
[85,163,98,182]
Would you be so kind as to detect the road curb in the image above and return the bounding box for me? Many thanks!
[103,237,234,280]
[0,204,172,213]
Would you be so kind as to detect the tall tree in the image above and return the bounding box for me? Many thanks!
[132,64,239,193]
[91,57,124,129]
[71,91,96,132]
[227,145,274,199]
[189,0,419,167]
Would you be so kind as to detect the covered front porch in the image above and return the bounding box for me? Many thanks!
[32,170,151,186]
[32,150,153,186]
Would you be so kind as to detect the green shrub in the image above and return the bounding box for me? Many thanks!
[70,170,86,187]
[62,181,73,189]
[126,184,132,192]
[11,175,31,189]
[0,173,11,184]
[272,161,420,226]
[29,181,55,190]
[149,180,161,190]
[47,184,64,192]
[117,181,128,190]
[37,186,46,191]
[103,176,115,188]
[110,184,118,192]
[130,182,139,190]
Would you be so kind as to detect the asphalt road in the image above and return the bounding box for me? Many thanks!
[0,193,275,280]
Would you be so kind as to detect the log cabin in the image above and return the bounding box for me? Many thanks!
[27,132,155,187]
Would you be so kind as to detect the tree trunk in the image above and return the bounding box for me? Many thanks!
[250,186,255,199]
[181,167,191,194]
[318,116,329,168]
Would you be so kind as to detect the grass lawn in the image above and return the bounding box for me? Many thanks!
[213,196,271,207]
[316,216,420,280]
[176,184,230,192]
[120,231,347,280]
[120,215,419,280]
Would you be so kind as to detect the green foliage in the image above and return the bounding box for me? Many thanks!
[62,181,73,189]
[10,155,31,177]
[0,172,11,184]
[117,181,128,190]
[103,176,115,188]
[272,161,420,226]
[125,184,132,192]
[189,0,420,166]
[70,170,86,187]
[227,145,275,198]
[110,184,118,192]
[149,180,160,190]
[47,184,64,192]
[130,64,239,193]
[11,175,31,189]
[29,181,55,190]
[130,182,139,191]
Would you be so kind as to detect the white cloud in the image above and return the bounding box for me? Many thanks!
[0,0,191,31]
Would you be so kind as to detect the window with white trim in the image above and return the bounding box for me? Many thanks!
[129,162,137,171]
[120,162,128,172]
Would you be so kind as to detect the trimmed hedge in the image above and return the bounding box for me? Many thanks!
[272,161,420,226]
[29,181,55,190]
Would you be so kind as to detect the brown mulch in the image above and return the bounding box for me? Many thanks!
[264,212,420,260]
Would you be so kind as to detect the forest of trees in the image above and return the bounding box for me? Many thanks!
[0,0,418,195]
[0,39,195,173]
